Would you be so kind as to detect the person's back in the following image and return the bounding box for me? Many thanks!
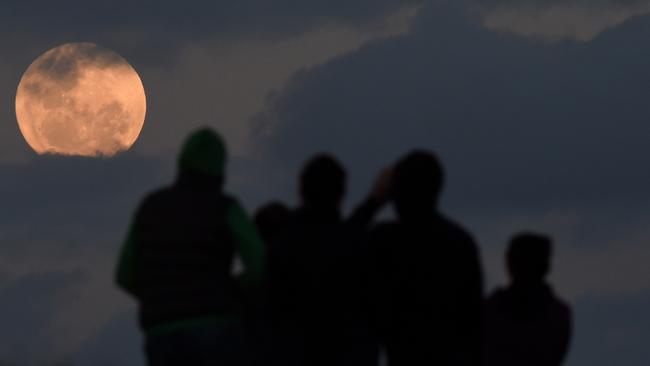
[134,174,239,329]
[372,216,482,365]
[371,151,483,366]
[115,128,265,366]
[483,233,572,366]
[284,205,371,334]
[269,155,382,366]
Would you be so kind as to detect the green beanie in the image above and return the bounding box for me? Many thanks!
[178,128,227,177]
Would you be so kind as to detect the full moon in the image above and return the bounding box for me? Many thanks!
[15,43,146,157]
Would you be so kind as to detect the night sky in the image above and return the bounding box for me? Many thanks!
[1,1,650,364]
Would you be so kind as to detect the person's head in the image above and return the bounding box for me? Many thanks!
[255,202,291,243]
[178,127,227,184]
[392,150,444,220]
[507,232,552,286]
[299,154,346,210]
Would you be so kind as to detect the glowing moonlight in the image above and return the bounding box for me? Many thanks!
[15,43,146,157]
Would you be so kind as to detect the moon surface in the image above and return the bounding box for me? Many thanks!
[15,43,146,157]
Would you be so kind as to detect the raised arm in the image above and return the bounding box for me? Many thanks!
[347,168,392,228]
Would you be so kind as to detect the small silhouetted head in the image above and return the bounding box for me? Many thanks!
[178,127,227,177]
[507,233,552,285]
[300,154,346,209]
[255,202,291,242]
[392,150,444,220]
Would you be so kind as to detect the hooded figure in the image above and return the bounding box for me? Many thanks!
[115,128,265,366]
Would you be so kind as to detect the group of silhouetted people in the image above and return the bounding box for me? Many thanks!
[116,128,572,366]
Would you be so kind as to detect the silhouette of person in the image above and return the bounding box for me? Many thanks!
[115,128,266,366]
[255,202,291,245]
[268,154,389,366]
[370,150,483,366]
[246,201,292,366]
[483,233,572,366]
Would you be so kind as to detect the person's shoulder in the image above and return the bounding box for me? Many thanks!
[131,186,175,222]
[548,287,572,317]
[483,287,503,314]
[540,287,573,335]
[275,207,306,236]
[436,213,470,233]
[436,213,478,245]
[139,186,174,208]
[220,193,240,208]
[285,207,318,229]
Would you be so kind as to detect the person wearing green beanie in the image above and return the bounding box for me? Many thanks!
[115,127,265,366]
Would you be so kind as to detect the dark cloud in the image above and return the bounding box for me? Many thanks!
[474,0,649,6]
[0,270,83,363]
[2,0,422,67]
[0,153,171,252]
[255,3,650,216]
[3,0,419,38]
[0,151,191,365]
[73,309,144,366]
[250,7,650,365]
[569,290,650,365]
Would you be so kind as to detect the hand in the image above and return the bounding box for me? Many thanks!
[370,167,393,203]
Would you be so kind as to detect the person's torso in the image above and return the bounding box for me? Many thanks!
[133,182,238,329]
[372,215,481,338]
[269,207,372,329]
[483,285,571,366]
